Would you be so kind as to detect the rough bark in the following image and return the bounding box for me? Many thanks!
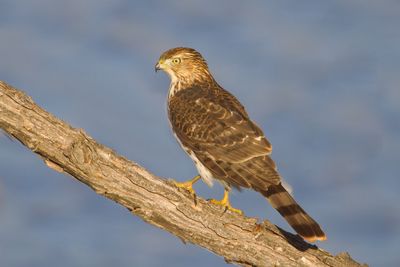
[0,81,367,267]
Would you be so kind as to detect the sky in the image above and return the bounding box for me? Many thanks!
[0,1,399,266]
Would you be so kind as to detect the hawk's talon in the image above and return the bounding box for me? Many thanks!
[173,175,201,203]
[174,181,195,195]
[193,193,198,206]
[209,190,243,215]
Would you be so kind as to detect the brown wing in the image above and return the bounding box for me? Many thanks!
[168,84,281,189]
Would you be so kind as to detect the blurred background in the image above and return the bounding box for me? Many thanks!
[0,1,399,266]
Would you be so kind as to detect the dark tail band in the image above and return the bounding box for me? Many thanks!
[261,183,326,242]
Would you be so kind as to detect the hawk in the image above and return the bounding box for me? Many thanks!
[155,47,326,242]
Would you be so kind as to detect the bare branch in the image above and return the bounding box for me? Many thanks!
[0,81,366,267]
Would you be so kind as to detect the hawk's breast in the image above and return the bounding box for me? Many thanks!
[168,85,217,186]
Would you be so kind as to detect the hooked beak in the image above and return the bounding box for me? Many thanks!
[155,62,161,72]
[155,59,167,72]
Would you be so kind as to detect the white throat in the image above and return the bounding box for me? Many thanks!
[166,70,180,98]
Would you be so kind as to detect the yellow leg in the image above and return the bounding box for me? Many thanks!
[173,175,201,195]
[209,189,243,215]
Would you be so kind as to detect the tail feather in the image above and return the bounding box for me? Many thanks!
[261,183,326,242]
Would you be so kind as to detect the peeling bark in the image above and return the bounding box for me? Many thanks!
[0,81,367,267]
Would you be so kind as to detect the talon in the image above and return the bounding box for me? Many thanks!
[209,189,243,215]
[173,175,201,196]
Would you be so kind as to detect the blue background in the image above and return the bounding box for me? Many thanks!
[0,1,399,266]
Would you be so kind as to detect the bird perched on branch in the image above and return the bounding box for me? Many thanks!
[155,47,326,242]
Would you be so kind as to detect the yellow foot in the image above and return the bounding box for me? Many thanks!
[209,190,243,215]
[173,175,201,196]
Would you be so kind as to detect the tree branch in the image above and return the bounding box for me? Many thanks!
[0,81,366,267]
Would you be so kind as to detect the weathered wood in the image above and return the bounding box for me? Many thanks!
[0,81,367,267]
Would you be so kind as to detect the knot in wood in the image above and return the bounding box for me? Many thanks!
[68,139,94,165]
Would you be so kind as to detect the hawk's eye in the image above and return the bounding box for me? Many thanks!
[171,58,181,64]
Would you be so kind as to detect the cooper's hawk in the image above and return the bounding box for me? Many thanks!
[155,47,326,242]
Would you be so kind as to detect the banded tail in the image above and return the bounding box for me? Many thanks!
[261,183,327,242]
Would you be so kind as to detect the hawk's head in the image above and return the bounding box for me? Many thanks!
[155,47,211,84]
